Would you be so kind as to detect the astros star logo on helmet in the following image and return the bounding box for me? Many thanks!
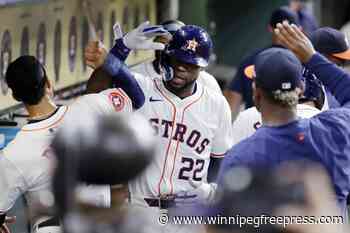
[185,39,198,52]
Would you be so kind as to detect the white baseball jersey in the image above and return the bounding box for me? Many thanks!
[232,104,321,145]
[131,60,222,93]
[128,73,232,204]
[0,88,132,227]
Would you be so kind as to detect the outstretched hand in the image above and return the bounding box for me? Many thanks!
[274,21,316,63]
[123,21,172,50]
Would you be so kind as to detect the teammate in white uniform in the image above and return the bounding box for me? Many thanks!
[232,65,325,145]
[122,25,231,208]
[0,54,140,233]
[84,23,231,233]
[129,74,231,201]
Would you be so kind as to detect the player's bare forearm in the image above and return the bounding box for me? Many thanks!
[86,67,113,94]
[223,90,243,122]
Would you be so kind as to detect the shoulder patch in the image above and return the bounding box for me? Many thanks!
[108,91,125,112]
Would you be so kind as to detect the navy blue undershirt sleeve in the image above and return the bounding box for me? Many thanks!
[103,53,145,109]
[305,53,350,107]
[110,38,131,62]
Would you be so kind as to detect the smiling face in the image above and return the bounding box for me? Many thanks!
[164,56,201,95]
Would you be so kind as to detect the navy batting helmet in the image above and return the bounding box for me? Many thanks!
[165,25,213,67]
[300,68,324,110]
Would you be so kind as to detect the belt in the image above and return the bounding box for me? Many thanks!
[37,217,60,228]
[144,196,176,209]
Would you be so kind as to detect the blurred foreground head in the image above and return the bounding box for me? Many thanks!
[51,112,155,232]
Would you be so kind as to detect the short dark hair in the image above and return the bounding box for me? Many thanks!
[269,7,300,28]
[5,56,48,105]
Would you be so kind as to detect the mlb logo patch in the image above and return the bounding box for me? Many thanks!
[281,82,292,90]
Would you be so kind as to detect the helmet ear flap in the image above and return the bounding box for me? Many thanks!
[160,51,174,82]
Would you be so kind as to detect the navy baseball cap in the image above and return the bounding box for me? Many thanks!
[269,7,300,28]
[245,48,303,92]
[310,27,350,60]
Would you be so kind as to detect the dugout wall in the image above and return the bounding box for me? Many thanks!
[0,0,156,115]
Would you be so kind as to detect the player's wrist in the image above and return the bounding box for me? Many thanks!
[110,38,131,61]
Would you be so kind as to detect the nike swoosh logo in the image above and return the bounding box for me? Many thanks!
[149,97,163,102]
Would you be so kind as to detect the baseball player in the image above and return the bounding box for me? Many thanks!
[109,25,231,221]
[87,22,231,223]
[310,27,350,109]
[130,20,222,93]
[231,67,324,145]
[223,7,301,120]
[0,50,146,233]
[218,22,350,219]
[85,20,222,94]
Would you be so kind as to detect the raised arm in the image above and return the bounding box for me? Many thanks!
[275,22,350,107]
[102,53,145,109]
[85,21,171,68]
[304,54,350,107]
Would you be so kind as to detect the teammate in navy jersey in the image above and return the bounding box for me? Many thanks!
[218,22,350,219]
[224,7,300,120]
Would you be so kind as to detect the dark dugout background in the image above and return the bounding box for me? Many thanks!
[179,0,350,66]
[179,0,288,66]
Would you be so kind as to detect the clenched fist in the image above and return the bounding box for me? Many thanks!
[84,41,108,69]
